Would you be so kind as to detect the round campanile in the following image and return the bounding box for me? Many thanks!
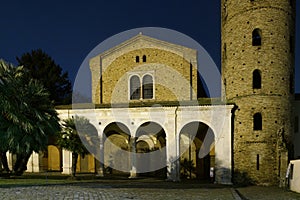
[221,0,296,185]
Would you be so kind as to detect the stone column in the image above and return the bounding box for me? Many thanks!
[96,135,104,176]
[6,152,14,170]
[129,137,137,178]
[165,109,180,181]
[26,152,40,172]
[165,132,179,181]
[61,149,72,174]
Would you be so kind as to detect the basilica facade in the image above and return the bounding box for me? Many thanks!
[5,0,299,186]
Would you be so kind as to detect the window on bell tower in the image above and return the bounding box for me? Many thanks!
[253,69,261,89]
[253,113,262,130]
[252,28,262,46]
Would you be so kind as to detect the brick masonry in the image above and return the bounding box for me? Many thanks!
[90,35,199,104]
[221,0,296,185]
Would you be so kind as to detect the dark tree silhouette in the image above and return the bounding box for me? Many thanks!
[17,49,72,105]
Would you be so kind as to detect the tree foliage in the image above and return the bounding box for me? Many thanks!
[56,116,90,176]
[16,49,72,105]
[0,60,61,175]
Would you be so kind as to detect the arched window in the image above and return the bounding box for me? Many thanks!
[253,113,262,130]
[253,69,261,89]
[142,75,153,99]
[130,75,141,100]
[136,56,140,63]
[252,28,262,46]
[142,55,147,62]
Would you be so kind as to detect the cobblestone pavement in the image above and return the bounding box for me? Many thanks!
[0,186,235,200]
[1,179,300,200]
[235,186,300,200]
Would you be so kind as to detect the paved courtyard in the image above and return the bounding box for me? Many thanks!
[1,178,300,200]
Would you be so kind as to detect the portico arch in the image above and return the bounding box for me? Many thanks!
[135,121,167,177]
[179,121,215,180]
[103,122,131,175]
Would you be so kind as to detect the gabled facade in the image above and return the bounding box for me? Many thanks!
[89,33,206,105]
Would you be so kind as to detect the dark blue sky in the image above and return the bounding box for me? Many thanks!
[1,1,299,93]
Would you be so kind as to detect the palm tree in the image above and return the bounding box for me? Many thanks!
[0,60,61,175]
[0,60,24,174]
[56,116,90,177]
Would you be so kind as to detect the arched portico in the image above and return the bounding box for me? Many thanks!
[56,104,233,184]
[179,122,215,180]
[135,121,166,177]
[103,122,131,176]
[175,105,233,184]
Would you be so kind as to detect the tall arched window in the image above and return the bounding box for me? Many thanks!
[253,69,261,89]
[130,75,141,100]
[252,28,262,46]
[253,113,262,130]
[142,75,153,99]
[142,55,147,62]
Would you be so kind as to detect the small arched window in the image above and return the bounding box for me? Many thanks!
[130,75,141,100]
[136,56,140,63]
[142,55,146,62]
[253,113,262,130]
[142,75,153,99]
[252,28,262,46]
[253,69,261,89]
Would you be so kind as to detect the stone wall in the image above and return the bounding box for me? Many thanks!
[221,0,296,185]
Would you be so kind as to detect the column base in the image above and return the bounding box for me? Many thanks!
[96,166,104,177]
[129,167,137,178]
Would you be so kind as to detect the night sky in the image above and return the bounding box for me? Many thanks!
[1,1,299,95]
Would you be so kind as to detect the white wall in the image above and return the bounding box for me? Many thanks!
[289,160,300,193]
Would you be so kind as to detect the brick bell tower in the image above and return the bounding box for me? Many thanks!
[221,0,296,185]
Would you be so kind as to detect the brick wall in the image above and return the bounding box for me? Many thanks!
[221,0,296,185]
[90,35,199,104]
